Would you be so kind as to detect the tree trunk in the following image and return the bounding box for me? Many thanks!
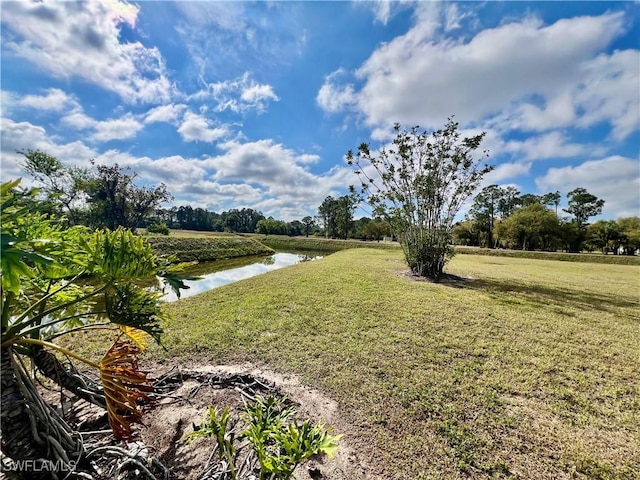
[1,348,46,463]
[31,345,106,408]
[1,347,83,479]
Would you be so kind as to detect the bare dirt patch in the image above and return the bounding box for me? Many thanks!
[46,362,378,480]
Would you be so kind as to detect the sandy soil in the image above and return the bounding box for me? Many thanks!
[51,362,380,480]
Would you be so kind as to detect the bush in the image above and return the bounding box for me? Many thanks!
[147,221,170,235]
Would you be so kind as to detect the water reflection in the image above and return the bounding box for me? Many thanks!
[161,252,322,302]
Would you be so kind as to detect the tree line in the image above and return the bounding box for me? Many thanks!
[18,148,639,258]
[18,149,393,240]
[455,185,639,254]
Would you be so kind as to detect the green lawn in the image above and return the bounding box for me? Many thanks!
[153,249,639,479]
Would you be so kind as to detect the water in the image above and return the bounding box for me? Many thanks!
[160,252,323,302]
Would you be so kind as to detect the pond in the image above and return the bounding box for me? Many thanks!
[160,251,324,302]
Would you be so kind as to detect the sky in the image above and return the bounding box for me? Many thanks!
[1,1,639,221]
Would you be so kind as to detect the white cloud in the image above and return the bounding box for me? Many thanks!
[319,9,635,145]
[574,49,640,140]
[1,1,174,103]
[206,139,352,215]
[364,0,415,25]
[193,72,280,114]
[358,12,625,127]
[1,117,97,180]
[92,114,144,142]
[61,111,144,142]
[18,88,78,112]
[371,1,392,25]
[174,2,306,79]
[177,112,229,143]
[144,104,187,125]
[61,112,96,130]
[316,69,358,113]
[484,162,532,184]
[504,131,603,161]
[536,156,640,219]
[240,84,279,104]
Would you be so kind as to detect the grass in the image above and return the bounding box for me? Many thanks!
[147,249,640,479]
[254,234,401,252]
[455,246,640,265]
[145,235,273,262]
[148,230,640,265]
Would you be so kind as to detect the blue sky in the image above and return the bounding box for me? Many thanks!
[1,1,639,221]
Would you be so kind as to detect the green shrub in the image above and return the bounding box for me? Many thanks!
[146,221,170,235]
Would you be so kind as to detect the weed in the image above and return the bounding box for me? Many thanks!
[184,395,341,480]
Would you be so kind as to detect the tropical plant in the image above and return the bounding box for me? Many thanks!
[184,395,341,480]
[347,118,492,279]
[1,179,193,477]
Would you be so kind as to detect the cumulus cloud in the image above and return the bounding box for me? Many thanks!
[177,111,229,143]
[316,72,357,113]
[536,156,640,219]
[1,117,97,180]
[17,88,78,112]
[192,72,279,114]
[144,104,187,125]
[574,50,640,140]
[318,9,636,144]
[61,111,144,142]
[503,131,604,161]
[484,162,532,184]
[205,139,352,217]
[1,0,174,103]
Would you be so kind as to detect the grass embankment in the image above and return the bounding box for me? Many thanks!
[456,246,640,265]
[254,234,401,252]
[154,249,639,479]
[152,230,640,265]
[145,235,273,262]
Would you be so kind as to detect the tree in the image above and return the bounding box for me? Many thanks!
[256,217,288,235]
[470,185,504,248]
[497,186,520,219]
[318,196,338,238]
[542,191,561,217]
[335,194,358,240]
[287,220,304,236]
[362,219,392,242]
[516,193,542,207]
[348,119,492,279]
[301,216,316,237]
[1,179,192,473]
[452,220,480,246]
[20,149,89,224]
[85,163,172,232]
[586,220,623,254]
[496,203,561,250]
[617,217,640,253]
[564,188,605,229]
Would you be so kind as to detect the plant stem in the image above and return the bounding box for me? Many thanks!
[5,338,100,369]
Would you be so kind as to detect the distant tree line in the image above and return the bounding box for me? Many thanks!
[455,185,639,254]
[19,150,637,253]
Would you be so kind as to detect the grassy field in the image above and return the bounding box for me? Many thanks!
[147,249,639,479]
